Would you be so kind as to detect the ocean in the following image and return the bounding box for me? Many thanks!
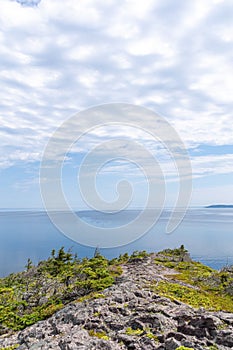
[0,208,233,277]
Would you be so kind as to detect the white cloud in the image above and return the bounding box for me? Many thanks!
[0,0,232,184]
[191,154,233,177]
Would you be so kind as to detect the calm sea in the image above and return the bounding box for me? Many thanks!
[0,208,233,277]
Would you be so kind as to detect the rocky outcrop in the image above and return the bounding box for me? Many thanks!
[1,255,233,349]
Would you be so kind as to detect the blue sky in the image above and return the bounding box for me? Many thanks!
[0,0,233,209]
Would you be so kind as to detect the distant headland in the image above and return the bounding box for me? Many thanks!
[205,204,233,208]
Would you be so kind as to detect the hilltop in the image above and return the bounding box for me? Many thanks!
[1,247,233,349]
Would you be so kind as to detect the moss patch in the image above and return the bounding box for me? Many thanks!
[153,248,233,312]
[88,329,109,340]
[125,327,144,336]
[76,292,105,303]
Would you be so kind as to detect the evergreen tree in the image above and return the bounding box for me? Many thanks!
[25,258,33,271]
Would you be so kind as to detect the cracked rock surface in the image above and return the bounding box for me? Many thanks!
[1,256,233,349]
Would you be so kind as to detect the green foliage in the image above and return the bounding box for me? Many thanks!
[145,332,158,341]
[158,245,188,257]
[110,252,129,265]
[153,252,233,312]
[154,255,233,298]
[152,281,212,309]
[125,327,144,336]
[125,327,158,340]
[25,258,33,271]
[74,255,115,293]
[110,250,150,265]
[0,248,122,334]
[151,279,233,312]
[169,261,214,284]
[94,247,101,258]
[2,245,233,338]
[0,248,151,334]
[38,247,74,276]
[108,265,123,277]
[129,250,149,260]
[154,260,177,268]
[77,292,105,302]
[0,345,19,350]
[88,329,109,340]
[175,347,194,350]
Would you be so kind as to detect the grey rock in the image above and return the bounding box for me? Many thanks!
[166,332,186,341]
[38,296,49,306]
[216,330,233,347]
[165,337,181,350]
[1,255,233,350]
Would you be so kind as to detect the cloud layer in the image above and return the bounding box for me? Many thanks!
[0,0,233,206]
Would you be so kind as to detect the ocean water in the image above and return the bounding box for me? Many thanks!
[0,208,233,277]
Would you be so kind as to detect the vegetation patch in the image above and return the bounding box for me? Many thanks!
[158,245,188,257]
[125,327,144,336]
[0,248,148,334]
[165,261,215,285]
[1,245,233,337]
[145,331,158,341]
[125,327,159,341]
[88,329,109,340]
[129,250,150,260]
[76,292,105,303]
[152,248,233,312]
[0,247,125,333]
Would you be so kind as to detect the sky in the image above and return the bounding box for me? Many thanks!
[0,0,233,209]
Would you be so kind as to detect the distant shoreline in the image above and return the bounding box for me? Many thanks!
[205,204,233,208]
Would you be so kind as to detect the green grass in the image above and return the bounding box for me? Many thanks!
[152,280,233,311]
[165,261,215,284]
[152,249,233,312]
